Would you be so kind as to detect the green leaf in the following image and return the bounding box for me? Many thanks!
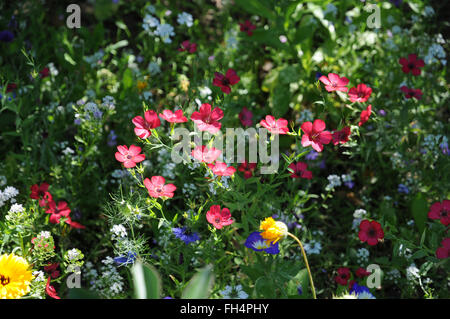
[411,194,428,234]
[234,0,276,20]
[122,68,133,90]
[131,261,162,299]
[64,53,76,66]
[67,288,101,299]
[181,264,215,299]
[255,276,276,298]
[286,268,309,298]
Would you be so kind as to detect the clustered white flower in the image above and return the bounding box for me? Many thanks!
[385,269,401,284]
[84,257,125,298]
[177,12,193,27]
[356,247,370,264]
[0,186,19,207]
[406,263,420,285]
[303,240,322,255]
[325,175,342,191]
[111,224,127,240]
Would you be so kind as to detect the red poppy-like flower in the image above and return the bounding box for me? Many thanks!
[335,267,351,286]
[30,182,53,207]
[436,238,450,259]
[46,201,71,225]
[301,119,332,152]
[159,109,188,123]
[46,277,61,299]
[238,161,257,179]
[400,86,423,100]
[355,267,371,278]
[212,69,240,94]
[132,110,161,139]
[348,83,372,103]
[144,176,176,199]
[358,220,384,246]
[44,263,60,279]
[206,205,234,229]
[178,40,197,53]
[191,103,224,134]
[358,104,372,127]
[65,218,86,229]
[332,126,351,145]
[399,54,425,76]
[239,20,256,36]
[428,200,450,226]
[260,115,289,135]
[288,162,312,179]
[239,107,253,127]
[191,145,221,163]
[115,145,146,168]
[39,67,50,79]
[6,83,17,93]
[208,162,236,177]
[319,73,349,93]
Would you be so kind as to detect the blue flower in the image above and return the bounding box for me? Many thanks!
[305,150,319,161]
[297,285,303,295]
[0,30,14,42]
[114,251,137,266]
[350,283,376,299]
[172,227,200,244]
[244,232,279,254]
[398,183,409,194]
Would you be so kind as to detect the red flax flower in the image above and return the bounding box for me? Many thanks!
[39,67,50,79]
[239,20,256,36]
[301,119,332,152]
[239,107,253,127]
[159,109,188,123]
[332,126,351,145]
[206,205,234,229]
[144,176,176,199]
[358,104,372,126]
[335,267,351,286]
[115,145,146,168]
[436,238,450,259]
[191,145,221,163]
[44,263,60,279]
[191,103,224,134]
[355,267,371,278]
[45,201,71,225]
[178,40,197,53]
[208,162,236,176]
[400,86,423,100]
[260,115,289,135]
[212,69,240,94]
[30,182,53,207]
[6,83,17,93]
[358,220,384,246]
[288,162,312,179]
[46,277,60,299]
[427,200,450,226]
[399,54,425,76]
[132,110,161,139]
[319,73,349,93]
[348,83,372,103]
[238,161,257,179]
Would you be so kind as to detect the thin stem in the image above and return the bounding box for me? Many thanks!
[287,232,317,299]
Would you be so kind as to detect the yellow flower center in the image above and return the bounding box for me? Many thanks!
[259,217,288,245]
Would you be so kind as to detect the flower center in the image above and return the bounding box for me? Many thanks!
[215,217,221,224]
[441,210,448,217]
[368,228,376,237]
[222,78,230,86]
[155,187,162,193]
[126,155,133,159]
[408,63,415,69]
[0,274,10,286]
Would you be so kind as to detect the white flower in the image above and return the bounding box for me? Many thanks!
[67,248,82,261]
[62,147,75,156]
[220,285,248,299]
[303,240,322,254]
[353,209,367,219]
[177,12,193,27]
[111,224,127,238]
[424,6,435,17]
[9,203,24,214]
[406,263,420,283]
[3,186,19,200]
[148,62,161,75]
[38,231,51,239]
[0,175,7,187]
[155,24,175,43]
[32,271,46,282]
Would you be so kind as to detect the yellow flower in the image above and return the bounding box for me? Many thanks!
[0,253,33,299]
[137,80,148,92]
[259,217,288,245]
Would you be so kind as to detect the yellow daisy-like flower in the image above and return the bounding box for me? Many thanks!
[137,80,148,92]
[0,253,33,299]
[259,217,288,245]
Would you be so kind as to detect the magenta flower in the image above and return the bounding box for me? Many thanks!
[301,119,332,152]
[239,20,256,36]
[400,86,423,100]
[399,54,425,76]
[319,73,349,93]
[212,69,240,94]
[178,40,197,53]
[358,105,372,127]
[190,103,224,134]
[132,110,161,139]
[206,205,234,229]
[239,107,253,127]
[288,162,312,179]
[191,145,222,163]
[115,145,146,168]
[332,126,351,145]
[159,109,188,123]
[428,200,450,226]
[208,162,236,176]
[144,176,176,198]
[260,115,289,135]
[348,83,372,102]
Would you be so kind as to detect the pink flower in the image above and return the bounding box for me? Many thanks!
[319,73,349,93]
[358,220,384,246]
[399,54,425,76]
[260,115,289,135]
[238,161,257,179]
[436,238,450,259]
[348,83,372,102]
[132,110,161,139]
[30,182,53,207]
[159,109,188,123]
[206,205,234,229]
[428,200,450,226]
[212,69,240,94]
[332,126,351,145]
[208,162,236,176]
[358,105,372,127]
[239,20,256,36]
[144,176,176,198]
[178,40,197,53]
[191,145,222,163]
[115,145,146,168]
[46,201,71,225]
[400,86,423,100]
[288,162,312,179]
[301,119,332,152]
[239,107,253,127]
[190,103,224,134]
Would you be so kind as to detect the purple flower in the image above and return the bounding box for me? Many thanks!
[74,119,82,125]
[172,227,200,244]
[244,232,279,254]
[440,141,449,155]
[114,252,137,266]
[398,183,409,194]
[345,181,355,189]
[0,30,14,42]
[378,109,386,116]
[306,150,319,161]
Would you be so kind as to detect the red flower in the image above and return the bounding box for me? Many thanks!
[191,103,224,134]
[348,83,372,103]
[400,86,423,100]
[144,176,176,199]
[178,40,197,53]
[132,110,161,139]
[319,73,349,93]
[115,145,146,168]
[239,20,256,36]
[399,54,425,76]
[428,200,450,226]
[65,218,86,229]
[436,238,450,259]
[44,263,60,279]
[335,267,351,286]
[332,126,351,145]
[355,267,371,278]
[30,182,53,207]
[260,115,289,135]
[358,220,384,246]
[288,162,312,179]
[159,109,188,123]
[212,69,240,94]
[46,277,61,299]
[301,119,332,152]
[238,161,257,179]
[39,67,50,79]
[206,205,234,229]
[191,145,221,163]
[46,201,71,225]
[6,83,17,93]
[208,162,236,177]
[239,107,253,127]
[358,104,372,127]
